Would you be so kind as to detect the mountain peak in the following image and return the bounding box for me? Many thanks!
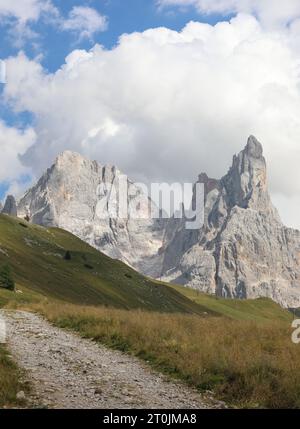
[56,150,87,164]
[55,151,120,177]
[221,135,268,210]
[245,135,263,159]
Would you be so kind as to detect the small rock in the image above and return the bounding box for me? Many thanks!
[16,391,26,401]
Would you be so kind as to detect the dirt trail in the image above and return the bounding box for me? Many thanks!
[1,310,221,409]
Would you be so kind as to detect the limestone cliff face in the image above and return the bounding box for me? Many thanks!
[17,151,165,276]
[160,136,300,308]
[16,136,300,307]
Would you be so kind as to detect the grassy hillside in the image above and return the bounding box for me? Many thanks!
[170,284,293,323]
[0,214,202,314]
[0,213,292,321]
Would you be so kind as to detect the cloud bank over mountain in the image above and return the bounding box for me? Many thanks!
[3,12,300,228]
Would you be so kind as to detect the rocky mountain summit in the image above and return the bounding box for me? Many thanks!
[12,136,300,307]
[160,136,300,308]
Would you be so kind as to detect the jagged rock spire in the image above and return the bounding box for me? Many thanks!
[221,135,269,210]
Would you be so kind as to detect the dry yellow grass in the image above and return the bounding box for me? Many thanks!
[29,301,300,409]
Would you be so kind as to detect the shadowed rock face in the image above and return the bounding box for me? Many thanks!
[16,136,300,307]
[2,195,17,216]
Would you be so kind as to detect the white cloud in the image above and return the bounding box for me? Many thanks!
[0,0,59,46]
[157,0,300,28]
[0,2,107,46]
[3,14,300,228]
[0,0,57,23]
[61,6,108,41]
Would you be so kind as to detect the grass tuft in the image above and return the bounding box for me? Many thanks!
[0,345,26,408]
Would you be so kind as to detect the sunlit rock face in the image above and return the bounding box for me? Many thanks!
[17,136,300,307]
[17,150,165,277]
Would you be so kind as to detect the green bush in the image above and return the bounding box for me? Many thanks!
[64,251,71,261]
[0,264,15,291]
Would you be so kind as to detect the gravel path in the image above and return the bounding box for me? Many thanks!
[1,310,221,409]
